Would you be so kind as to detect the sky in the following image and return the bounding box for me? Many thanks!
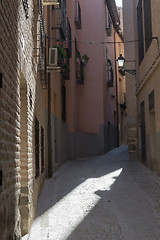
[115,0,122,7]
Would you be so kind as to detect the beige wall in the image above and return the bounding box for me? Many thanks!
[134,0,160,174]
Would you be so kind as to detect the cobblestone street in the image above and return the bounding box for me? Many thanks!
[26,146,160,240]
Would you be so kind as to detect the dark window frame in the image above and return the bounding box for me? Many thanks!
[137,0,144,65]
[144,0,152,52]
[67,18,72,58]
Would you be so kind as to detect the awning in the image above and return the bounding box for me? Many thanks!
[43,0,60,6]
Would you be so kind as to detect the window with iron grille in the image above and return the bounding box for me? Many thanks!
[22,0,29,18]
[41,127,44,173]
[144,0,152,51]
[35,118,39,178]
[105,7,111,36]
[106,58,113,87]
[61,0,66,39]
[148,90,154,111]
[67,18,72,57]
[137,0,144,65]
[75,0,81,29]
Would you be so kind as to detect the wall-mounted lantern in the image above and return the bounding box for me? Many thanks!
[117,54,136,75]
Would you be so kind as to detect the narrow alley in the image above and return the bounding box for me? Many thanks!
[27,146,160,240]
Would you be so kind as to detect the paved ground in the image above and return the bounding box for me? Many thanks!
[27,146,160,240]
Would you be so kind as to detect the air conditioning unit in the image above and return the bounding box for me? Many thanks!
[49,48,58,66]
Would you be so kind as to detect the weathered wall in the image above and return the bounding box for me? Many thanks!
[0,0,47,238]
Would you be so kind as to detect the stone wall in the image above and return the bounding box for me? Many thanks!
[0,0,47,239]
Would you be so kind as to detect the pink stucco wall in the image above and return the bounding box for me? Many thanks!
[66,0,117,135]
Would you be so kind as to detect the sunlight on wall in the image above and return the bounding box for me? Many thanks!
[29,168,123,240]
[116,0,122,7]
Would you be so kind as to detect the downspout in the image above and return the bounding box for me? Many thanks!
[114,30,119,147]
[47,6,52,178]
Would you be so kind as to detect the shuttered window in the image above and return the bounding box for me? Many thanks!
[144,0,152,51]
[137,0,144,64]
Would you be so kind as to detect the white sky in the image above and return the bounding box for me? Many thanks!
[115,0,122,7]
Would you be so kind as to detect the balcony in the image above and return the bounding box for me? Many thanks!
[119,92,127,109]
[75,0,81,29]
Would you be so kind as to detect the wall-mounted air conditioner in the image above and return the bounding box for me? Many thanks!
[49,48,58,66]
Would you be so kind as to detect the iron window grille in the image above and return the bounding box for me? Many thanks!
[22,0,29,18]
[106,8,111,36]
[35,118,40,178]
[106,58,113,87]
[75,0,81,29]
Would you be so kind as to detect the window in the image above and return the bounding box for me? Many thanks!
[22,0,29,18]
[35,118,39,178]
[106,58,113,87]
[61,0,66,39]
[148,90,154,111]
[67,18,72,57]
[75,0,81,29]
[41,127,44,173]
[137,0,144,64]
[144,0,152,51]
[106,8,111,36]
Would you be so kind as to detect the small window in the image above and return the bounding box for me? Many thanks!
[148,90,154,111]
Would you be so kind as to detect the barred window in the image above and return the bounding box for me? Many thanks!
[35,118,39,178]
[22,0,29,18]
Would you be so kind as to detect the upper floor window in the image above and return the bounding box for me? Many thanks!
[105,6,111,36]
[61,0,66,39]
[137,0,152,65]
[144,0,152,51]
[22,0,29,18]
[75,0,81,29]
[137,0,144,64]
[67,18,72,57]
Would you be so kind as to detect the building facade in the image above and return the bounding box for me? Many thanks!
[123,0,160,173]
[0,0,48,238]
[123,0,137,159]
[135,0,160,174]
[65,0,123,159]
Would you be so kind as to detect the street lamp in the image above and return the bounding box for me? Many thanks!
[117,54,136,75]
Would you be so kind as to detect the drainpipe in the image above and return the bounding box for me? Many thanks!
[47,6,52,178]
[114,29,119,147]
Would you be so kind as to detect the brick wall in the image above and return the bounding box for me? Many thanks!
[0,0,47,239]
